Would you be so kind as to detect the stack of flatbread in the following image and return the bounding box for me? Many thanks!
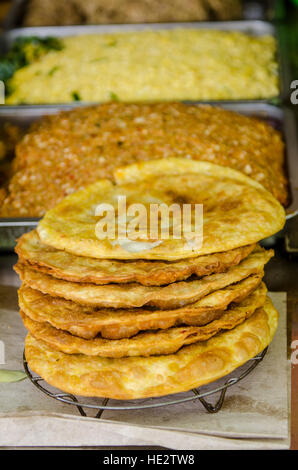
[15,159,285,399]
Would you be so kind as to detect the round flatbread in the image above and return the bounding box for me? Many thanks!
[37,159,285,260]
[20,283,267,358]
[24,297,278,399]
[19,274,263,340]
[1,103,287,219]
[16,230,255,286]
[15,248,272,309]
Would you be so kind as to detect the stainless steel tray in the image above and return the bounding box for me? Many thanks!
[0,20,285,106]
[0,102,296,250]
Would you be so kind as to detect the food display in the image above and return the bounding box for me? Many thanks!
[21,286,270,358]
[0,122,24,199]
[0,123,23,161]
[0,103,287,218]
[18,271,261,340]
[15,248,273,306]
[35,158,285,260]
[15,158,285,399]
[24,298,277,399]
[3,30,278,104]
[22,0,242,26]
[16,230,255,286]
[0,0,296,449]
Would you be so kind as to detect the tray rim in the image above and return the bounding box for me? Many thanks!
[3,20,277,38]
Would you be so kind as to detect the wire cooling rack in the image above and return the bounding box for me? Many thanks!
[23,347,268,418]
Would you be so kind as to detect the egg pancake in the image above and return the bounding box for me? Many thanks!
[24,297,278,399]
[0,103,287,218]
[16,230,255,286]
[36,159,285,260]
[15,249,272,309]
[6,29,277,105]
[18,273,263,340]
[20,283,266,358]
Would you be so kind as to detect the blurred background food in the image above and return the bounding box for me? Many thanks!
[0,122,23,160]
[0,122,24,203]
[0,0,297,448]
[2,30,278,104]
[0,36,63,91]
[0,103,287,218]
[22,0,242,26]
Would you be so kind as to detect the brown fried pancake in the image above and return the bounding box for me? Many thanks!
[36,159,285,260]
[19,274,263,340]
[20,283,267,358]
[15,248,272,309]
[24,297,278,399]
[16,230,255,286]
[1,103,287,219]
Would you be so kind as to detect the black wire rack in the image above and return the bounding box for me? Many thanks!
[23,347,268,419]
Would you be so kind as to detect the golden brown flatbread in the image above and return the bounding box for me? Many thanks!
[20,283,267,358]
[16,230,255,286]
[37,159,285,260]
[2,103,286,219]
[24,297,278,399]
[15,249,272,309]
[19,274,263,340]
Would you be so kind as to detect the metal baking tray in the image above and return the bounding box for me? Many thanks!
[0,20,287,106]
[0,102,296,250]
[2,0,278,31]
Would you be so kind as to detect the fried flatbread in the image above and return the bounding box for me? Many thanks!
[15,249,272,309]
[37,159,285,260]
[16,230,255,286]
[20,283,267,358]
[24,297,278,399]
[19,274,263,340]
[2,103,286,218]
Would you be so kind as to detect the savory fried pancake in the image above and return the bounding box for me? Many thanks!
[15,248,272,309]
[1,103,286,218]
[24,297,278,399]
[20,283,267,357]
[16,230,255,286]
[19,274,263,340]
[37,159,285,260]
